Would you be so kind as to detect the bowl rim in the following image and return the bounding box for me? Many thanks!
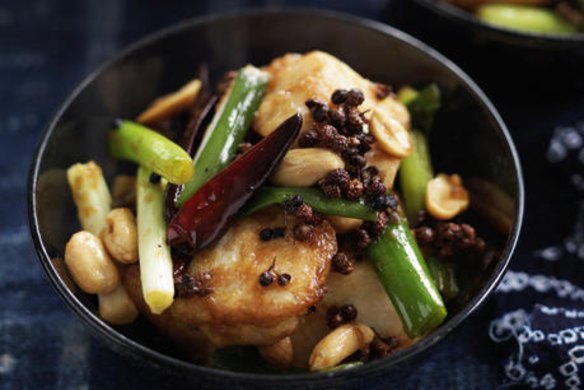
[27,7,524,384]
[414,0,584,46]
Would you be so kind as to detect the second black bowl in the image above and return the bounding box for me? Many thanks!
[416,0,584,48]
[391,0,584,97]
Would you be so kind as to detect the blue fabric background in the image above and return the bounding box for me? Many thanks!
[1,0,582,388]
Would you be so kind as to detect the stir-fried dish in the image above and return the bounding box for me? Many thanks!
[63,51,491,372]
[444,0,584,35]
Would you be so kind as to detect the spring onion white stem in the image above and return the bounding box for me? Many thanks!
[66,161,112,236]
[136,166,174,314]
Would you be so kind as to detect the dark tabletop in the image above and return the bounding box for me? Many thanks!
[2,0,583,388]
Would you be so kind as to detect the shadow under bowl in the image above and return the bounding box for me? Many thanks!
[28,8,524,388]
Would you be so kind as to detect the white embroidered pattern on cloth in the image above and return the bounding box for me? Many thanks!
[490,121,584,389]
[496,271,584,302]
[490,305,584,389]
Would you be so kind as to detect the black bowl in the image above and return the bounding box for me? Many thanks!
[402,0,584,96]
[28,9,523,388]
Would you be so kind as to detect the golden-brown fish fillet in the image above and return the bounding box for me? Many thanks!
[290,260,413,367]
[254,51,410,138]
[168,209,337,346]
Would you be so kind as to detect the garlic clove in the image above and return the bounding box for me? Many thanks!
[308,322,375,371]
[270,148,345,187]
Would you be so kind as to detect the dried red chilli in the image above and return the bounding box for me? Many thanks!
[167,114,302,250]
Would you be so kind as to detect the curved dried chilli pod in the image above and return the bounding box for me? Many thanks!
[167,114,302,250]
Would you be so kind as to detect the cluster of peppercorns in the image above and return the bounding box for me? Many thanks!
[173,263,213,298]
[345,199,401,252]
[258,257,291,287]
[413,212,486,259]
[282,195,325,242]
[298,88,402,246]
[319,166,398,210]
[171,251,213,298]
[326,304,358,329]
[362,203,401,240]
[299,88,373,172]
[318,168,360,200]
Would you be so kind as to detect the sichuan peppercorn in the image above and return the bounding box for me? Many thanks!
[277,273,291,286]
[345,89,365,107]
[331,89,349,104]
[326,306,344,329]
[326,169,351,190]
[366,177,386,198]
[259,271,274,287]
[331,252,354,275]
[340,304,358,322]
[319,181,342,199]
[284,194,304,213]
[357,228,371,249]
[346,179,365,200]
[298,129,318,147]
[329,106,347,128]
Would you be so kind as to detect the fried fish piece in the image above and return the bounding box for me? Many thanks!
[254,50,410,139]
[171,209,336,346]
[290,260,413,366]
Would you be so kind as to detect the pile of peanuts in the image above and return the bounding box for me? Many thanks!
[64,161,139,325]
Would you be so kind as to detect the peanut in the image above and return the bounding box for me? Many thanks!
[98,284,139,325]
[369,108,413,158]
[426,174,470,220]
[101,208,138,264]
[64,231,120,294]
